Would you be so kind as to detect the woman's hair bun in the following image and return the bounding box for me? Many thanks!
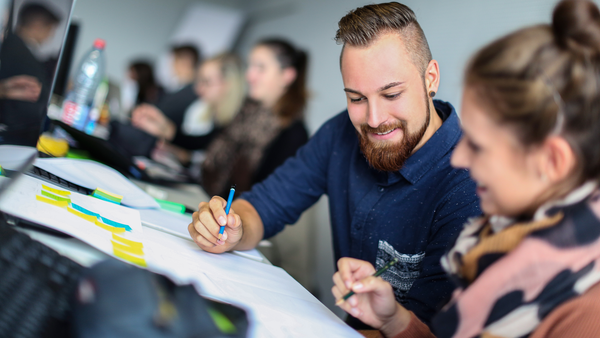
[553,0,600,56]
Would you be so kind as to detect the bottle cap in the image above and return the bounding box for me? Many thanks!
[93,38,106,50]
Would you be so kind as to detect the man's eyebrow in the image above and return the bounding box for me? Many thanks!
[343,88,362,95]
[378,82,404,92]
[343,82,405,95]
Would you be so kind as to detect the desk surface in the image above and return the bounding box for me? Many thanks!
[0,161,360,337]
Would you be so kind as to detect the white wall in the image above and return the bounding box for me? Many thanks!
[234,0,578,317]
[70,0,246,83]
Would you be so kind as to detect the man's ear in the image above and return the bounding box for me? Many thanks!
[539,136,577,183]
[424,60,440,94]
[282,67,297,88]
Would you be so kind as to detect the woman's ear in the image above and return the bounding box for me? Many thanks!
[282,67,297,87]
[539,136,577,183]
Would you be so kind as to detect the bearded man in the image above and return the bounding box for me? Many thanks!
[188,2,479,328]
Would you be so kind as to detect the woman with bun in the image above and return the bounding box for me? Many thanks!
[332,1,600,337]
[201,38,309,197]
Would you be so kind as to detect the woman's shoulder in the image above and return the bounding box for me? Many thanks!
[532,281,600,338]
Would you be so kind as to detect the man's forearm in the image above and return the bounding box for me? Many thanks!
[230,199,264,251]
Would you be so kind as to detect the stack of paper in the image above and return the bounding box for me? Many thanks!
[34,158,159,209]
[0,175,147,267]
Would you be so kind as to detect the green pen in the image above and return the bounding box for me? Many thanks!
[336,257,399,305]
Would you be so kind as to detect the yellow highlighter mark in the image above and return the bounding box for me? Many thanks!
[94,219,126,233]
[113,247,147,267]
[36,195,69,208]
[41,184,70,196]
[111,233,143,249]
[66,205,97,222]
[111,240,144,256]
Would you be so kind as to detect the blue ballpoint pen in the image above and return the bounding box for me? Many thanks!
[218,185,236,240]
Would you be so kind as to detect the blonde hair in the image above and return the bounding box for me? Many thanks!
[466,0,600,184]
[204,52,245,127]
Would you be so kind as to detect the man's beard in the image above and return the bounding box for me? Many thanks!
[357,99,431,172]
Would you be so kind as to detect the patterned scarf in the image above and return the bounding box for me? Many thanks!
[432,182,600,338]
[201,99,282,197]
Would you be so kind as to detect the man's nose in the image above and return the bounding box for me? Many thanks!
[367,100,388,128]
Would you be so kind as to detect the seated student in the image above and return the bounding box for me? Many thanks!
[120,60,164,115]
[188,2,480,328]
[131,44,201,142]
[200,39,310,196]
[131,53,245,164]
[331,1,600,337]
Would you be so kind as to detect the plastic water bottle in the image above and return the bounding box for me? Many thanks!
[61,38,106,134]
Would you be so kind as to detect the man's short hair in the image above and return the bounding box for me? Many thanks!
[17,3,61,27]
[171,44,201,68]
[335,2,432,74]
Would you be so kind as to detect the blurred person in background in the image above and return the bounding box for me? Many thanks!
[200,38,309,197]
[332,1,600,337]
[120,60,164,115]
[130,44,201,139]
[146,52,246,165]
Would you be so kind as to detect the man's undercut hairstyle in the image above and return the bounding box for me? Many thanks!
[335,2,432,74]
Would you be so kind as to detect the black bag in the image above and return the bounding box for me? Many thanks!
[71,259,248,338]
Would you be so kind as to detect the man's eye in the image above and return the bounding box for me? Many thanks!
[384,93,400,99]
[350,97,365,103]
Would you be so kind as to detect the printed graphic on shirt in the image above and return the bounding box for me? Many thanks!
[376,240,425,303]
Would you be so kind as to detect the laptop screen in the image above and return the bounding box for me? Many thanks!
[0,0,75,146]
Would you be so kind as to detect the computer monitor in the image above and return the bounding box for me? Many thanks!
[0,0,75,146]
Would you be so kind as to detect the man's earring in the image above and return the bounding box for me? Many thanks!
[429,91,436,98]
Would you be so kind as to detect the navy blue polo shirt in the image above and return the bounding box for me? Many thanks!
[241,100,480,325]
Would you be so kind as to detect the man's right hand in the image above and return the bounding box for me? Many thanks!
[188,196,244,253]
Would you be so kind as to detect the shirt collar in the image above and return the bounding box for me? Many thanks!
[391,99,462,185]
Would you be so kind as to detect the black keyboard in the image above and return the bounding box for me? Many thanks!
[0,217,85,338]
[26,166,92,195]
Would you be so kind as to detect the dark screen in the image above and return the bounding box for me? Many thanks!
[0,0,74,146]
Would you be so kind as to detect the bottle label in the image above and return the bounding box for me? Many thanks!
[62,100,90,130]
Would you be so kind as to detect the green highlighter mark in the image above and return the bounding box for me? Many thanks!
[41,190,71,203]
[207,308,237,334]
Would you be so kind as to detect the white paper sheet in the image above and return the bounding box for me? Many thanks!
[0,175,145,261]
[139,208,266,262]
[141,227,361,338]
[34,158,159,209]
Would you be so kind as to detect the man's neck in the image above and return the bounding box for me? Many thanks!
[411,98,443,154]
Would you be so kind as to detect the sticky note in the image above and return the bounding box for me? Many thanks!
[155,198,186,214]
[99,216,131,231]
[113,247,147,267]
[112,234,143,249]
[67,205,97,223]
[40,190,71,203]
[111,240,144,256]
[41,184,70,196]
[94,219,126,233]
[70,203,100,217]
[36,195,69,208]
[92,188,123,204]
